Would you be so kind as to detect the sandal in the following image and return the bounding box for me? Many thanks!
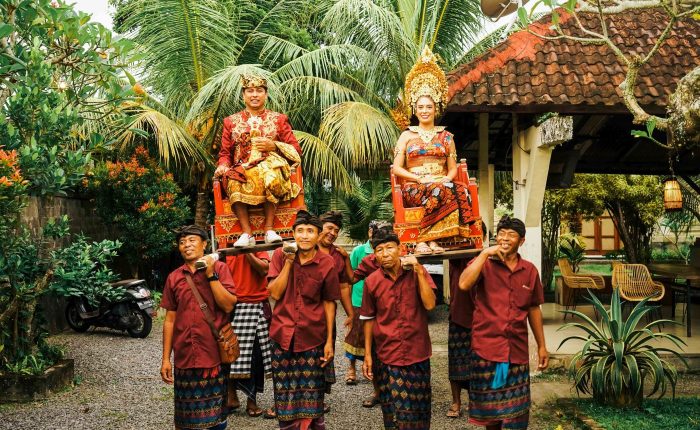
[263,408,276,419]
[246,407,263,417]
[414,242,432,255]
[428,241,445,254]
[446,405,462,418]
[362,395,380,408]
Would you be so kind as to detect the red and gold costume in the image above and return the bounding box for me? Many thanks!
[217,109,301,206]
[394,47,477,243]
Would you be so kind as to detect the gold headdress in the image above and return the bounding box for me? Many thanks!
[404,46,448,115]
[240,74,268,89]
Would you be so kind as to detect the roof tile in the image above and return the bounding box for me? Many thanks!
[447,7,700,110]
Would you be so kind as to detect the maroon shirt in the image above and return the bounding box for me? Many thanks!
[449,259,475,329]
[360,266,436,367]
[267,248,341,352]
[161,261,236,369]
[470,255,544,364]
[353,254,380,282]
[325,245,350,284]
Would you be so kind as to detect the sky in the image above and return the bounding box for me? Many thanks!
[72,0,113,29]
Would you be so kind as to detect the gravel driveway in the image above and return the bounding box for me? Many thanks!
[4,305,697,429]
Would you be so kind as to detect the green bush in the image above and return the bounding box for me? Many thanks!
[87,147,190,277]
[50,236,124,307]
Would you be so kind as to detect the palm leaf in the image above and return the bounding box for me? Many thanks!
[318,101,399,170]
[294,130,353,193]
[115,102,208,168]
[122,0,240,119]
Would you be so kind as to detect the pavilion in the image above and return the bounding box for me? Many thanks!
[443,6,700,272]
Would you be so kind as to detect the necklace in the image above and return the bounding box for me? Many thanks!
[409,126,445,144]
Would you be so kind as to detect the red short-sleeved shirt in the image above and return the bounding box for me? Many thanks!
[353,254,380,282]
[449,259,475,329]
[161,261,236,369]
[267,248,341,352]
[225,251,270,303]
[360,266,436,367]
[470,255,544,364]
[324,246,350,284]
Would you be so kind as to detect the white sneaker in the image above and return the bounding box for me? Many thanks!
[264,230,283,244]
[233,233,256,248]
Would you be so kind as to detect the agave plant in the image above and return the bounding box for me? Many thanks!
[558,289,687,407]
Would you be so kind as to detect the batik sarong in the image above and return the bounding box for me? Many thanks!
[271,341,326,422]
[469,352,530,429]
[174,365,228,430]
[447,322,471,389]
[402,181,472,229]
[344,306,365,360]
[376,359,432,429]
[230,302,272,400]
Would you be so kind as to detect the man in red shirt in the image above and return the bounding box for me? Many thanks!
[160,225,238,430]
[361,228,437,429]
[446,258,474,419]
[226,251,274,418]
[458,217,548,430]
[267,211,340,430]
[318,211,354,398]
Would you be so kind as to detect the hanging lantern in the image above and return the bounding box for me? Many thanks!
[663,177,683,211]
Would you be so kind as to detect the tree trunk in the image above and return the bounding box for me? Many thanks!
[194,171,211,228]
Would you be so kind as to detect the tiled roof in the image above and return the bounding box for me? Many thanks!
[447,7,700,111]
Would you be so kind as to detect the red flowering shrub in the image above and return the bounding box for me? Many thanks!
[88,147,189,275]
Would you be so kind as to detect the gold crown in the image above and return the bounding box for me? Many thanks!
[404,46,448,115]
[240,74,268,89]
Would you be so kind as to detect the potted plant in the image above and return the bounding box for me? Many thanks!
[558,233,587,273]
[558,289,687,407]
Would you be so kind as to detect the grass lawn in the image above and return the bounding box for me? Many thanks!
[573,397,700,430]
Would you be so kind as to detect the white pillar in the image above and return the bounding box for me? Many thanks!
[478,113,495,238]
[511,116,573,275]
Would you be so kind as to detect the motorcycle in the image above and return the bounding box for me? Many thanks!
[65,279,156,338]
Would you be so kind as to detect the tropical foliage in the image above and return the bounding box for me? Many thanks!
[87,147,190,277]
[558,233,587,273]
[0,0,133,374]
[50,237,124,308]
[332,177,393,241]
[107,0,320,224]
[559,289,686,407]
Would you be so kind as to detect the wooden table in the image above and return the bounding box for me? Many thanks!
[648,263,700,337]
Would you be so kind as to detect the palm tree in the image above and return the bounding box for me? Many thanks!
[188,0,486,196]
[107,0,312,225]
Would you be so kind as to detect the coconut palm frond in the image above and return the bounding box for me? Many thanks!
[426,0,485,67]
[318,101,399,170]
[234,0,314,64]
[116,103,209,169]
[278,76,365,130]
[186,64,279,127]
[322,0,415,70]
[255,32,310,67]
[294,130,353,194]
[272,44,395,106]
[123,0,240,119]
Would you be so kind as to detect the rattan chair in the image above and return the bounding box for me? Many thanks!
[558,258,606,320]
[612,264,665,323]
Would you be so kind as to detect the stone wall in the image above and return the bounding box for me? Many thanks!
[21,196,112,334]
[22,195,110,242]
